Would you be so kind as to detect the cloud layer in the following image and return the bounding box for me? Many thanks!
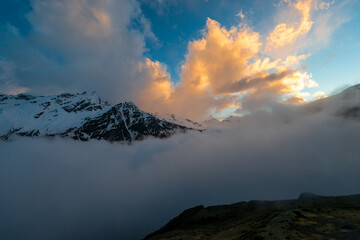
[0,0,152,103]
[1,94,360,239]
[0,0,352,119]
[138,0,343,120]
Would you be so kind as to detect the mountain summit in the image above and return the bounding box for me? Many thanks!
[0,92,196,142]
[2,84,360,142]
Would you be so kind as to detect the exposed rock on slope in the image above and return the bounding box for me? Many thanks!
[145,193,360,240]
[0,92,192,142]
[1,84,360,141]
[72,102,188,141]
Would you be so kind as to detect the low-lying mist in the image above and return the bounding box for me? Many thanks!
[1,102,360,240]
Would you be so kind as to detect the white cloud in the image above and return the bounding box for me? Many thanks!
[0,0,153,103]
[137,17,318,121]
[313,91,327,99]
[236,10,245,19]
[1,95,360,239]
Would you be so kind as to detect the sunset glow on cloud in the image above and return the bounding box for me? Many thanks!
[138,0,327,120]
[0,0,358,120]
[266,0,314,50]
[1,2,360,239]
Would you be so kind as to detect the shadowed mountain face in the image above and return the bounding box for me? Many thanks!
[145,193,360,240]
[0,92,193,142]
[72,102,188,142]
[305,83,360,118]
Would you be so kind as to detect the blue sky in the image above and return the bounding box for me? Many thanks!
[141,0,279,82]
[1,0,359,120]
[140,0,360,94]
[0,0,32,34]
[306,10,360,94]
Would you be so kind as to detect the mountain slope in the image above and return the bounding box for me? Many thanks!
[304,83,360,118]
[0,92,192,142]
[2,83,360,141]
[72,102,188,141]
[154,113,205,130]
[145,193,360,240]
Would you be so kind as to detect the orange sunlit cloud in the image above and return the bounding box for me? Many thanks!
[285,91,311,104]
[267,0,314,50]
[137,0,333,121]
[313,91,327,99]
[137,59,174,114]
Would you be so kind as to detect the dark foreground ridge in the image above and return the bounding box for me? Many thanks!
[145,193,360,240]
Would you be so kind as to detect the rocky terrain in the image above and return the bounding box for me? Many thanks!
[145,193,360,240]
[0,92,195,142]
[1,84,360,142]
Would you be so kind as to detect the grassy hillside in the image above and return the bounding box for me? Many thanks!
[144,193,360,240]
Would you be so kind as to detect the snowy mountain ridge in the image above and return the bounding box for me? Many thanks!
[0,92,195,142]
[2,84,360,142]
[153,113,206,130]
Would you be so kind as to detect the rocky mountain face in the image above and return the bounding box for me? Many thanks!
[1,84,360,142]
[145,193,360,240]
[0,92,192,142]
[72,102,189,142]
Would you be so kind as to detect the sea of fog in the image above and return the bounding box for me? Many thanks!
[1,104,360,239]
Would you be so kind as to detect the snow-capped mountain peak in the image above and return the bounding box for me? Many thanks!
[0,92,193,142]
